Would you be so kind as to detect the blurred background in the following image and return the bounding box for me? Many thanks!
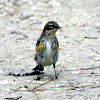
[0,0,100,100]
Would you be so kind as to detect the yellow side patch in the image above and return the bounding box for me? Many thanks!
[55,44,59,51]
[36,43,43,52]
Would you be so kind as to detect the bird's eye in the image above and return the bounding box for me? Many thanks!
[49,25,54,29]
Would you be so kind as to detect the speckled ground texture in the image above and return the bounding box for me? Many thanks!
[0,0,100,100]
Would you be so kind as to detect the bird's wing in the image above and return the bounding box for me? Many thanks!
[36,38,43,52]
[53,37,59,51]
[55,43,59,51]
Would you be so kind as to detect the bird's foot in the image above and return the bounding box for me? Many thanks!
[34,76,41,81]
[55,75,58,79]
[51,75,58,81]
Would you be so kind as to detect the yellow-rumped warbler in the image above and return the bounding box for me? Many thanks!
[33,21,61,80]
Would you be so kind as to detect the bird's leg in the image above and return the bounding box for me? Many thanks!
[53,63,58,79]
[34,64,42,80]
[36,72,40,80]
[33,65,44,71]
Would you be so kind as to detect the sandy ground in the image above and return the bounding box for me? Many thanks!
[0,0,100,100]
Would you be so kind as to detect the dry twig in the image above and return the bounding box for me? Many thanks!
[5,96,22,100]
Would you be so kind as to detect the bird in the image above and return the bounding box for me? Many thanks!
[33,21,61,80]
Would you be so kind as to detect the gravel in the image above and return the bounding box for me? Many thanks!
[0,0,100,100]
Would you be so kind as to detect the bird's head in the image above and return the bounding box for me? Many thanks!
[42,21,61,37]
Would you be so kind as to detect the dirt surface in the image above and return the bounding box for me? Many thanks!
[0,0,100,100]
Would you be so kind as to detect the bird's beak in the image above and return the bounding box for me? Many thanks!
[58,26,63,31]
[57,26,61,29]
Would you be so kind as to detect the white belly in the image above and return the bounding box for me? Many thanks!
[46,41,52,59]
[35,40,58,66]
[43,41,54,66]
